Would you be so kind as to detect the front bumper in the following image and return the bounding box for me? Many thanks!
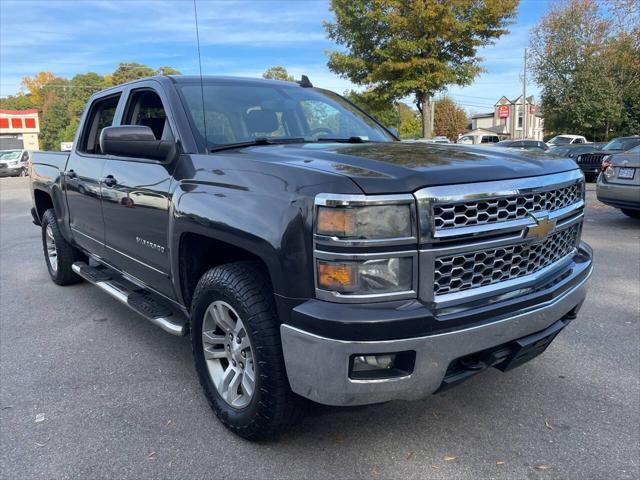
[0,166,23,177]
[281,246,592,406]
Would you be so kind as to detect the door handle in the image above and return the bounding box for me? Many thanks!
[102,175,117,187]
[65,169,77,179]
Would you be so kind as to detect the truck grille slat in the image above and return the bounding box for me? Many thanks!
[434,223,580,295]
[433,183,581,230]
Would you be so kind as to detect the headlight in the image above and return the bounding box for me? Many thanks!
[317,256,413,295]
[314,193,417,302]
[9,160,20,166]
[576,155,582,161]
[316,204,412,239]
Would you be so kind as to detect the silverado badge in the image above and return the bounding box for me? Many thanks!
[526,215,556,241]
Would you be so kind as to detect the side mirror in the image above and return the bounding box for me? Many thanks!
[100,125,174,161]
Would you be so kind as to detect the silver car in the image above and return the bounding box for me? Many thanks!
[596,145,640,218]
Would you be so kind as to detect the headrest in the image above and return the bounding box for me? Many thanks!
[245,109,279,135]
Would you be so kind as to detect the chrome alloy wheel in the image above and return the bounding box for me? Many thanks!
[202,300,256,409]
[45,224,58,272]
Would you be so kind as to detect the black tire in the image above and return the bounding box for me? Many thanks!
[41,209,84,285]
[19,168,28,177]
[621,208,640,219]
[191,261,303,440]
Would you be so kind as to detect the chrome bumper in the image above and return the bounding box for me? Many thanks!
[281,267,591,406]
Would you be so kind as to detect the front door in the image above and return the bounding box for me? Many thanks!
[65,93,122,254]
[100,86,178,297]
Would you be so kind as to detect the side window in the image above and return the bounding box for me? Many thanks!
[78,94,121,154]
[574,138,583,144]
[124,90,173,141]
[481,136,498,144]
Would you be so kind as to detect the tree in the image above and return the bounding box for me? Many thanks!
[344,89,398,128]
[262,66,295,82]
[324,0,518,138]
[433,97,468,140]
[529,0,640,140]
[111,62,156,85]
[21,72,57,105]
[156,66,182,76]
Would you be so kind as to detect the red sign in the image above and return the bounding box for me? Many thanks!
[530,105,537,114]
[498,105,510,118]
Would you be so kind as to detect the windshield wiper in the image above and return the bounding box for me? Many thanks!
[209,137,307,153]
[316,136,369,143]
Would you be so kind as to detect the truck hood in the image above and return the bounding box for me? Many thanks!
[240,142,580,194]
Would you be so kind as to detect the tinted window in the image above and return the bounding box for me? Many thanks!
[178,83,393,149]
[124,90,173,141]
[79,95,120,154]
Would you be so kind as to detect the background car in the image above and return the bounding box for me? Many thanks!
[547,134,589,145]
[457,133,504,144]
[596,144,640,218]
[495,139,549,151]
[550,143,607,181]
[576,136,640,182]
[0,149,30,177]
[549,142,606,158]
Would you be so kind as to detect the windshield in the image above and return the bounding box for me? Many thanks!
[178,82,395,150]
[0,150,21,160]
[602,137,640,151]
[548,136,573,145]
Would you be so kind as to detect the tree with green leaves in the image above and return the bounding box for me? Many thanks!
[262,66,295,82]
[110,62,157,85]
[434,97,468,140]
[529,0,640,140]
[324,0,518,138]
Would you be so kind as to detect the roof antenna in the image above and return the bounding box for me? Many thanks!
[193,0,208,147]
[299,75,313,88]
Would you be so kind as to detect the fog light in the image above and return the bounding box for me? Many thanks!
[349,351,416,380]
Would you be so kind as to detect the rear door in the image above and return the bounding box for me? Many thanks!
[100,83,179,296]
[65,93,122,254]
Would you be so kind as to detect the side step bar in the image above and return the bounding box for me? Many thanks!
[72,262,187,336]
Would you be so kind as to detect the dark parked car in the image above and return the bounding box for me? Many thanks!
[495,139,549,152]
[576,136,640,181]
[549,142,606,159]
[596,145,640,218]
[29,75,592,439]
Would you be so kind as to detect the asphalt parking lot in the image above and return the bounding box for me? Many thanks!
[1,176,638,480]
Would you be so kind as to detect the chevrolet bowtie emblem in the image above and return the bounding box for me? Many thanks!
[526,215,556,240]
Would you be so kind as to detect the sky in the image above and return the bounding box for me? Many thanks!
[0,0,550,115]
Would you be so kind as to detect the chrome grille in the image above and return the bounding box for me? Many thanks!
[433,224,580,295]
[433,183,582,230]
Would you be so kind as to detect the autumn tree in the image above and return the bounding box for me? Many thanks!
[434,97,468,140]
[262,66,295,82]
[324,0,518,138]
[529,0,640,139]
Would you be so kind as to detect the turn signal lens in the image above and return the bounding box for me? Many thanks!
[317,262,356,291]
[317,257,413,295]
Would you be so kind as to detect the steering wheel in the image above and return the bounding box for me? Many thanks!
[309,127,335,138]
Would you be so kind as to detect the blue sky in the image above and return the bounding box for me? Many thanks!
[0,0,549,115]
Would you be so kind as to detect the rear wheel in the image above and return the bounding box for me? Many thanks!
[190,261,303,439]
[41,209,84,285]
[621,208,640,219]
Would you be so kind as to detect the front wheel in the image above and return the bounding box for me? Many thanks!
[191,261,303,439]
[621,208,640,219]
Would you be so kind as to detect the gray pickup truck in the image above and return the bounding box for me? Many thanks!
[29,75,593,439]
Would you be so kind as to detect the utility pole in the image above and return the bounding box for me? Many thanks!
[430,95,435,137]
[522,48,527,139]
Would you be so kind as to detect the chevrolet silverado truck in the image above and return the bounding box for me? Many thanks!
[30,75,593,439]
